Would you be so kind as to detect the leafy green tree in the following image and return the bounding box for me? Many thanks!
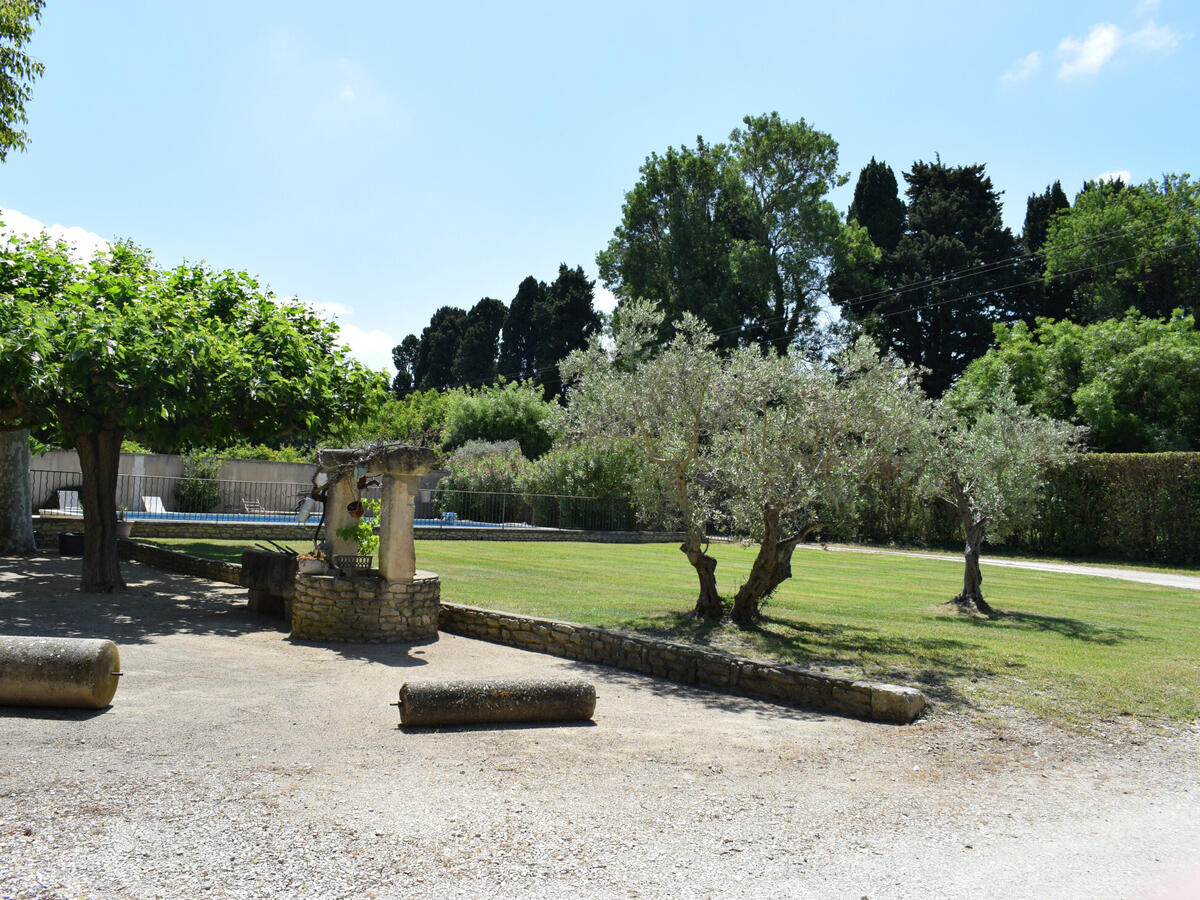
[1043,175,1200,322]
[0,234,385,591]
[412,306,467,390]
[497,275,545,382]
[0,0,44,161]
[928,388,1084,615]
[535,264,601,399]
[950,311,1200,451]
[451,297,507,387]
[599,113,872,354]
[325,388,457,448]
[442,380,557,459]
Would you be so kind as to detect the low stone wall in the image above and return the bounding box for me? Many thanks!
[291,572,441,643]
[117,539,243,586]
[438,604,927,724]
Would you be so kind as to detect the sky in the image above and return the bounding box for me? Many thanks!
[2,0,1196,373]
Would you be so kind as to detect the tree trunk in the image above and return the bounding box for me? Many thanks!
[0,429,36,555]
[951,517,994,615]
[731,508,825,627]
[75,426,126,593]
[680,531,723,619]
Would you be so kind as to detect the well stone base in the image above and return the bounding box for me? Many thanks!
[291,570,440,643]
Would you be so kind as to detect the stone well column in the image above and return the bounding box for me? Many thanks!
[377,446,436,582]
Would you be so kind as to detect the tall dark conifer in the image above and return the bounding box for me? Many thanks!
[451,297,507,387]
[535,264,602,399]
[1016,181,1073,321]
[413,306,467,390]
[497,275,545,382]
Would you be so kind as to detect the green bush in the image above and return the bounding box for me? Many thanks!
[437,442,529,523]
[519,442,642,530]
[442,381,557,459]
[176,455,222,513]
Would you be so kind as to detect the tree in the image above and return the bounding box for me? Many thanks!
[926,388,1083,615]
[412,306,467,390]
[836,159,1020,395]
[535,264,601,399]
[560,301,743,618]
[713,340,932,625]
[950,311,1200,451]
[0,0,45,553]
[451,297,507,388]
[1042,175,1200,322]
[0,234,385,591]
[497,275,545,382]
[599,113,872,355]
[0,0,44,162]
[1015,181,1072,322]
[442,381,557,459]
[391,334,420,397]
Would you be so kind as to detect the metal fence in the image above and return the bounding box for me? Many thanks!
[29,469,643,531]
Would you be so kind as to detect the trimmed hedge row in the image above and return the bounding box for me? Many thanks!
[843,453,1200,565]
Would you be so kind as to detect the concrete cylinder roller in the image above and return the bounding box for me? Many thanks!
[0,636,122,709]
[397,678,596,727]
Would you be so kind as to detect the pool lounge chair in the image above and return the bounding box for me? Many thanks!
[242,498,266,514]
[142,496,167,515]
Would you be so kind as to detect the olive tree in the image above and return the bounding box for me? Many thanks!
[714,340,932,625]
[0,233,385,591]
[926,388,1084,615]
[559,301,742,618]
[560,300,933,624]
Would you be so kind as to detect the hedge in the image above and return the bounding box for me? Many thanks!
[842,453,1200,565]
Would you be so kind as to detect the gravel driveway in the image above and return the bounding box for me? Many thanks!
[2,556,1198,899]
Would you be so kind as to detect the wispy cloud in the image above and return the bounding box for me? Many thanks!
[1096,170,1132,184]
[0,207,109,262]
[1128,20,1182,52]
[1002,51,1042,83]
[1134,0,1161,17]
[1058,23,1123,79]
[291,296,396,372]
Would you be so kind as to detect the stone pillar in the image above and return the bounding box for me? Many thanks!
[378,473,420,581]
[326,473,358,559]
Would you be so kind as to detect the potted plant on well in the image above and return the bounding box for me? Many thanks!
[334,498,381,573]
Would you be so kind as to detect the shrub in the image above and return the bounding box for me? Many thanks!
[442,381,557,459]
[176,454,222,512]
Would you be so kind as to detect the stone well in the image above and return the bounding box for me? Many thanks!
[289,444,441,643]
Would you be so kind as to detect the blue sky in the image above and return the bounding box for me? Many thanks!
[2,0,1196,372]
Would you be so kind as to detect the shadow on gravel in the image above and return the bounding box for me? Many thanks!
[286,635,437,668]
[964,610,1145,645]
[397,719,597,734]
[0,705,112,720]
[0,555,278,645]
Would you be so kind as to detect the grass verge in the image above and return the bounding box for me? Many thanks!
[144,538,1200,727]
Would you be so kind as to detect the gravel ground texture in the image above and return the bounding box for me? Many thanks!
[2,555,1199,900]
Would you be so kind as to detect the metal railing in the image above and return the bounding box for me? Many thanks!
[29,470,646,532]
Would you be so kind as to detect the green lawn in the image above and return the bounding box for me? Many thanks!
[146,538,1200,727]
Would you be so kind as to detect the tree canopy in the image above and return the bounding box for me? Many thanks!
[1042,175,1200,323]
[949,310,1200,452]
[0,233,385,591]
[0,0,44,161]
[598,112,872,355]
[834,159,1020,396]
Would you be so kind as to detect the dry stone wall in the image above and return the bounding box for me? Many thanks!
[291,572,440,643]
[438,604,927,724]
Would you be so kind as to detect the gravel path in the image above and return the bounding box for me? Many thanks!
[810,544,1200,591]
[2,556,1198,899]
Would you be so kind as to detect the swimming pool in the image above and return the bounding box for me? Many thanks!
[121,511,518,528]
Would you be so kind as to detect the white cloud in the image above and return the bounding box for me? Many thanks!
[1134,0,1161,18]
[334,320,398,373]
[1002,50,1042,83]
[1058,23,1123,79]
[1128,20,1182,52]
[0,207,109,262]
[1096,169,1132,184]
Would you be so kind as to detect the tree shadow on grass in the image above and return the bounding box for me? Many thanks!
[959,609,1145,645]
[614,610,996,710]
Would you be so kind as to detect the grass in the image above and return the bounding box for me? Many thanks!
[146,538,1200,727]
